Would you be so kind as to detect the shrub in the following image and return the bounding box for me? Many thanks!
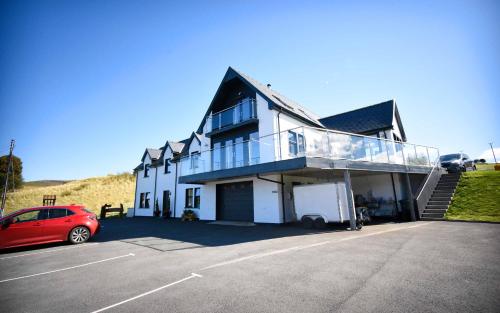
[181,209,198,221]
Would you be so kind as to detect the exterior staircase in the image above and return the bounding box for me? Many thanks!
[420,173,461,220]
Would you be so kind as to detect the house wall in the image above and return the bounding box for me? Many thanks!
[155,147,176,217]
[174,137,204,218]
[134,155,156,217]
[201,175,283,223]
[350,173,405,206]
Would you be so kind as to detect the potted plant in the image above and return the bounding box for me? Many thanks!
[154,199,161,217]
[181,209,198,221]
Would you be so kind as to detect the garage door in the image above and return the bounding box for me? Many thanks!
[216,181,254,222]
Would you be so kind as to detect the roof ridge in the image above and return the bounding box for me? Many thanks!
[319,99,394,120]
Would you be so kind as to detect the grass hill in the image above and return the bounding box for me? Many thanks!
[446,166,500,222]
[4,173,135,216]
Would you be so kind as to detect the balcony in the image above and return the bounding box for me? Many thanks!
[204,98,257,136]
[179,126,439,181]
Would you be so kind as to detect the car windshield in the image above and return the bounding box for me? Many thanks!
[440,154,461,162]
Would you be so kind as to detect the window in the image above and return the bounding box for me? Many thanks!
[13,210,46,223]
[234,137,244,167]
[185,188,200,209]
[164,158,171,174]
[212,143,221,170]
[194,188,201,208]
[185,189,194,208]
[140,192,150,208]
[49,208,67,219]
[249,132,259,165]
[190,152,200,170]
[288,131,305,156]
[144,164,150,177]
[145,192,150,208]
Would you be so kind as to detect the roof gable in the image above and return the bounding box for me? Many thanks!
[196,67,324,133]
[141,148,162,162]
[318,100,406,140]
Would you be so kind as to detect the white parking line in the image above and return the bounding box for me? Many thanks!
[0,253,135,283]
[90,273,203,313]
[202,222,434,270]
[0,243,100,260]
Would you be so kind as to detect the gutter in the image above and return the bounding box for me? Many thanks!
[133,171,139,217]
[173,161,178,218]
[153,166,158,217]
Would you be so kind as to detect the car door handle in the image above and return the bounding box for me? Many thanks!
[64,219,72,223]
[33,223,42,226]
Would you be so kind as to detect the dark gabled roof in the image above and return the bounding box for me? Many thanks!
[133,163,144,173]
[179,132,202,157]
[318,99,407,141]
[196,67,324,133]
[141,148,162,162]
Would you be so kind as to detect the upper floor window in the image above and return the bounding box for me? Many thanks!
[288,131,305,156]
[190,152,200,169]
[164,158,171,174]
[144,164,150,177]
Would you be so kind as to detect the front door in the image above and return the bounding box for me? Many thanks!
[162,190,171,217]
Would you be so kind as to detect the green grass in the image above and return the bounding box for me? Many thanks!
[475,163,496,171]
[4,173,135,216]
[445,169,500,222]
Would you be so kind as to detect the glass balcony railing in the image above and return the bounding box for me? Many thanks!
[204,98,257,133]
[179,126,439,177]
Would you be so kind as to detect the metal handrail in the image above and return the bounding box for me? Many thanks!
[189,125,438,157]
[208,98,256,117]
[416,156,441,200]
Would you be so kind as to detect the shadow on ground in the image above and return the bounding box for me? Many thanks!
[92,217,353,251]
[1,217,396,254]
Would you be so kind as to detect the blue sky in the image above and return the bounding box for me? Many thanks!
[1,0,499,181]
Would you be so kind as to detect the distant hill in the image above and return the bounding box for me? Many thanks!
[24,180,72,188]
[4,173,135,215]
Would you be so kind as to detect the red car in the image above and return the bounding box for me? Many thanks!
[0,205,100,249]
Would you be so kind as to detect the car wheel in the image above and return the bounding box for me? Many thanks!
[69,226,90,244]
[313,217,326,229]
[301,216,314,229]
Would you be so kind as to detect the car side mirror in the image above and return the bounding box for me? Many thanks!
[462,158,467,161]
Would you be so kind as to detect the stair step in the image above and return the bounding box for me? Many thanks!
[430,195,452,199]
[424,208,448,213]
[434,189,455,193]
[438,183,458,186]
[434,190,455,194]
[428,200,450,205]
[421,217,445,221]
[421,212,446,218]
[428,206,450,210]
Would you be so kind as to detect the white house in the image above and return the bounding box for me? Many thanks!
[132,67,439,225]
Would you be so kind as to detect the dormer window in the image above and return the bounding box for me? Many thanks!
[144,164,150,177]
[164,158,171,174]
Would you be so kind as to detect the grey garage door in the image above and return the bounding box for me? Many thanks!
[216,181,254,222]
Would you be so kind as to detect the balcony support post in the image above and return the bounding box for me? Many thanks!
[343,169,357,230]
[404,172,417,222]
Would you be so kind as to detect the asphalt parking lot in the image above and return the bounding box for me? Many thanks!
[0,219,499,313]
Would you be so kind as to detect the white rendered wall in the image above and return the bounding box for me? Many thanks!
[201,175,283,223]
[155,146,177,216]
[134,154,156,217]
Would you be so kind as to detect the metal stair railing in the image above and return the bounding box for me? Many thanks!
[415,156,443,218]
